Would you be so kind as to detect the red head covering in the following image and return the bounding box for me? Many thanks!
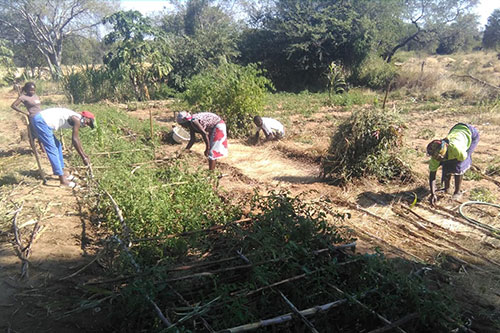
[80,111,96,129]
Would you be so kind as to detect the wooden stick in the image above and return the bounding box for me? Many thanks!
[452,74,500,90]
[168,286,215,332]
[131,218,252,243]
[218,298,349,332]
[164,258,282,283]
[90,148,151,156]
[59,252,101,281]
[367,313,419,333]
[313,241,356,255]
[11,204,24,250]
[102,189,130,244]
[278,290,319,333]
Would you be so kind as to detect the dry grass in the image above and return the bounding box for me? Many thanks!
[393,52,500,102]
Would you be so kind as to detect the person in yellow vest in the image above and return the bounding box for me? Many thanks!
[426,123,479,205]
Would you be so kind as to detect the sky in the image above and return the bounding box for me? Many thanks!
[120,0,499,27]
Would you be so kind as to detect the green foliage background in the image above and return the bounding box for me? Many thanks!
[183,62,274,137]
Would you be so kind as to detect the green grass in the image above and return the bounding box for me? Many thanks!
[469,187,496,203]
[264,91,328,117]
[464,170,482,181]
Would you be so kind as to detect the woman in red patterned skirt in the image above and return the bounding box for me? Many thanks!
[176,111,228,170]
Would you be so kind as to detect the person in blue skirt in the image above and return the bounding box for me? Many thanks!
[426,123,479,205]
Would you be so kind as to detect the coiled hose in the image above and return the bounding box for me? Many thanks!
[459,201,500,236]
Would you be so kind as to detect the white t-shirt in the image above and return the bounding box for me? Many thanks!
[39,108,81,131]
[261,117,285,137]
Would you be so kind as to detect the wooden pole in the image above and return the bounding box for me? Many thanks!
[149,109,154,142]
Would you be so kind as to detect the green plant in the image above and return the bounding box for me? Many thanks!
[469,187,496,203]
[326,61,347,95]
[183,62,273,137]
[485,164,500,176]
[352,55,397,90]
[326,90,372,108]
[464,170,482,181]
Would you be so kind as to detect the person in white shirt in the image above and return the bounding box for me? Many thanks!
[31,108,95,187]
[253,116,285,143]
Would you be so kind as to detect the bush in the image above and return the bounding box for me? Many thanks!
[183,63,274,137]
[351,55,397,90]
[61,66,111,103]
[321,107,413,183]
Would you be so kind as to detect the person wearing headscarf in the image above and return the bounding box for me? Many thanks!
[176,111,228,170]
[32,108,96,187]
[427,123,479,204]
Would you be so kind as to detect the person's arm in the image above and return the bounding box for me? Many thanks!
[429,171,437,205]
[264,131,275,141]
[254,128,261,142]
[261,121,274,141]
[185,126,196,150]
[190,119,210,156]
[70,116,89,165]
[11,98,28,116]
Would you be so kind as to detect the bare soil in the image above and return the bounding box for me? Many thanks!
[1,86,499,331]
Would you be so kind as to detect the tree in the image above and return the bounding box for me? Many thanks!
[0,39,16,86]
[436,13,480,54]
[160,0,240,89]
[0,0,117,79]
[103,10,172,100]
[383,0,479,62]
[239,0,376,91]
[482,9,500,49]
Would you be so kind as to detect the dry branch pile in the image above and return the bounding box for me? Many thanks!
[322,107,413,184]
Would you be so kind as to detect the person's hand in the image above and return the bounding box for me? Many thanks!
[429,194,437,206]
[204,148,209,157]
[82,155,90,166]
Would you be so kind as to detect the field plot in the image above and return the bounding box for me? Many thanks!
[1,54,499,331]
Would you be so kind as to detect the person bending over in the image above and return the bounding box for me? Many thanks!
[253,116,285,143]
[176,111,228,171]
[427,123,479,205]
[32,108,95,187]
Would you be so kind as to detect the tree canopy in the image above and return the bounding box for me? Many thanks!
[483,9,500,50]
[0,0,117,79]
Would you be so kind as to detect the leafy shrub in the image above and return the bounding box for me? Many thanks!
[351,55,397,90]
[108,192,459,332]
[61,66,112,103]
[0,39,16,87]
[183,62,274,137]
[322,107,413,183]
